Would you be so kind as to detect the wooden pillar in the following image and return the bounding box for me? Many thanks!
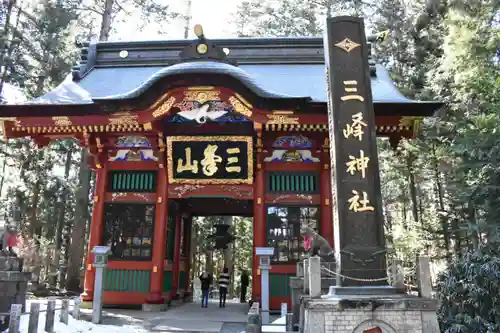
[184,215,193,296]
[82,163,108,302]
[320,140,334,246]
[253,127,266,302]
[171,213,183,299]
[146,158,169,304]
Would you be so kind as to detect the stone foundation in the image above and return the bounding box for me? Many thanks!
[303,294,440,333]
[0,254,31,331]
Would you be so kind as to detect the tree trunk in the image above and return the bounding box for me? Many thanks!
[0,157,7,195]
[407,153,419,224]
[0,0,16,97]
[431,144,451,262]
[65,149,91,292]
[99,0,114,41]
[28,179,42,238]
[49,148,72,288]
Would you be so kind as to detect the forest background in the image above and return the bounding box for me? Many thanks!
[0,0,499,329]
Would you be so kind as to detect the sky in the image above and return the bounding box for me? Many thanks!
[115,0,244,41]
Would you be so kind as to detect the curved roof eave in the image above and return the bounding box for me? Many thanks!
[91,61,311,102]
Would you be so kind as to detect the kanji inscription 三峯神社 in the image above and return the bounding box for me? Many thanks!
[325,16,387,284]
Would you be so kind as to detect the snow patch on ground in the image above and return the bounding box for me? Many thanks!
[4,299,147,333]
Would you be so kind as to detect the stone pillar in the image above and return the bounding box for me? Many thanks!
[82,164,108,302]
[391,259,405,292]
[417,256,432,298]
[171,214,183,299]
[252,128,266,301]
[308,257,321,298]
[324,16,388,289]
[289,277,303,330]
[0,255,31,331]
[303,259,309,294]
[146,158,169,304]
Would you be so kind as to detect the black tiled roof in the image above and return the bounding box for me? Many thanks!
[1,36,442,116]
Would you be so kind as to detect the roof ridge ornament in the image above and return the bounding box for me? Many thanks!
[178,24,235,65]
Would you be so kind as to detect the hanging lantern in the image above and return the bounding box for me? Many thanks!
[208,224,235,250]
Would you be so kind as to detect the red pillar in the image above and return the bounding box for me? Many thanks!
[320,146,334,246]
[171,213,183,299]
[82,163,108,302]
[253,146,266,302]
[184,215,193,296]
[146,160,169,304]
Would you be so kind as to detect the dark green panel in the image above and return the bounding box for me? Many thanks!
[108,171,158,193]
[266,172,320,194]
[104,269,151,293]
[269,273,292,297]
[163,271,173,292]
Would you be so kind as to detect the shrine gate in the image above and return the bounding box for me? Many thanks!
[0,23,441,310]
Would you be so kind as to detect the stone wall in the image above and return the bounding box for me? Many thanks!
[303,297,439,333]
[0,254,31,331]
[324,309,422,333]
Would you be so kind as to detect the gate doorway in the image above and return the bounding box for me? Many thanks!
[180,198,254,303]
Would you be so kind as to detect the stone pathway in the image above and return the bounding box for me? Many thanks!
[149,299,248,332]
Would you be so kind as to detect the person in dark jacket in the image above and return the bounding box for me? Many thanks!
[199,271,212,308]
[240,270,249,303]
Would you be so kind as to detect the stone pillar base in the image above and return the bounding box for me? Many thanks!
[303,294,440,333]
[142,303,168,312]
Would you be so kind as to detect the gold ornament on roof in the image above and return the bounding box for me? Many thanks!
[266,114,299,125]
[108,114,139,126]
[228,96,252,118]
[335,38,360,53]
[184,90,220,104]
[152,96,176,118]
[197,44,208,54]
[52,116,72,126]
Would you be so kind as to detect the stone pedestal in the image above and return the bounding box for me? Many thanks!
[302,294,440,333]
[290,277,303,330]
[0,254,31,331]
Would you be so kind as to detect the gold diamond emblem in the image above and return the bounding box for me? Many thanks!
[335,38,360,53]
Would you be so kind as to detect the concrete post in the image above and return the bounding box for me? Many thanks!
[289,277,303,330]
[417,256,432,298]
[72,298,81,320]
[91,246,111,324]
[296,262,304,277]
[281,303,287,317]
[60,299,69,324]
[303,259,309,294]
[391,259,405,292]
[45,300,55,332]
[27,302,40,333]
[260,265,270,324]
[92,265,105,323]
[308,257,321,298]
[286,313,293,332]
[8,304,21,333]
[256,247,274,325]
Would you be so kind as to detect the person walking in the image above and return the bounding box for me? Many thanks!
[199,271,212,308]
[240,270,249,303]
[218,267,230,308]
